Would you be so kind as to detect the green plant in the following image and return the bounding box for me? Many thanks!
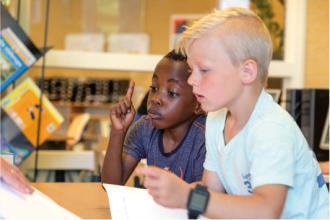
[251,0,285,60]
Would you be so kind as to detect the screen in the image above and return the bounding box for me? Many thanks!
[320,112,329,150]
[190,193,207,211]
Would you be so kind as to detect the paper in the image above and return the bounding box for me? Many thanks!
[0,182,80,220]
[103,183,188,220]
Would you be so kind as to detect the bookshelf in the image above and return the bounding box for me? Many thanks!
[48,101,112,143]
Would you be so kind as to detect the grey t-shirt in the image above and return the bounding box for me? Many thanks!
[124,115,206,183]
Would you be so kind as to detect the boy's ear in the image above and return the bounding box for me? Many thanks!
[240,59,258,84]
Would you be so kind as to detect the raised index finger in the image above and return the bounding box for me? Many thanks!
[125,80,135,100]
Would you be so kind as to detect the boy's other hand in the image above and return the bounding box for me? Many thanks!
[136,166,191,209]
[110,80,136,131]
[0,158,34,194]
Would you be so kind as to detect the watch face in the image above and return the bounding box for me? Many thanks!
[189,192,207,212]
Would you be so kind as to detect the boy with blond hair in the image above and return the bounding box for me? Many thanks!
[138,7,329,219]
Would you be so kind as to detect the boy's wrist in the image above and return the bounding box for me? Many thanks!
[110,127,128,134]
[110,129,127,138]
[181,184,194,209]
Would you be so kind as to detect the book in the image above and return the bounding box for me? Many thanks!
[0,3,42,93]
[39,77,130,103]
[1,77,64,147]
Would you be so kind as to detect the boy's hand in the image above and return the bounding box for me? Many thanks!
[110,81,136,131]
[0,158,34,194]
[136,166,191,209]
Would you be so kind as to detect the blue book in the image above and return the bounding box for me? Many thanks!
[0,3,42,93]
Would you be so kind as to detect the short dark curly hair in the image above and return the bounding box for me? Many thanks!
[164,49,187,61]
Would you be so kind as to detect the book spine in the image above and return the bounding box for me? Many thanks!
[2,27,36,65]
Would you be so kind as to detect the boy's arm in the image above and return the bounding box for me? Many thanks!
[101,129,139,185]
[101,80,138,185]
[189,170,224,190]
[202,169,225,192]
[204,184,287,219]
[137,166,288,219]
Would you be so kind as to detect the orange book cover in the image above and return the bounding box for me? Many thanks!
[1,77,64,147]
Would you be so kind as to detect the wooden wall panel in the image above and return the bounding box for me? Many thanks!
[144,0,217,54]
[304,0,329,88]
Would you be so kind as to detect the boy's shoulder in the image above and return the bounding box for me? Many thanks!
[206,109,227,125]
[193,114,207,129]
[254,91,293,124]
[129,115,154,132]
[248,91,298,133]
[131,114,207,136]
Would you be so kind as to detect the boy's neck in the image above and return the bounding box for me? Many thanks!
[162,115,198,153]
[224,87,262,144]
[229,85,262,121]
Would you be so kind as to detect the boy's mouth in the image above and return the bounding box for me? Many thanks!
[194,93,205,102]
[147,109,161,119]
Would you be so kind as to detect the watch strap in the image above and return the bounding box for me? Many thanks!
[188,210,200,219]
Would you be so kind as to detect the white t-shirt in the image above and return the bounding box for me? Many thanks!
[204,89,329,219]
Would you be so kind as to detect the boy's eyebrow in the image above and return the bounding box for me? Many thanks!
[167,78,180,85]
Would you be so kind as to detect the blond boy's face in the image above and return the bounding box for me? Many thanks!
[186,33,243,113]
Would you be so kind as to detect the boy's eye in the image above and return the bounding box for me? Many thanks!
[168,91,179,97]
[149,86,158,93]
[200,68,209,73]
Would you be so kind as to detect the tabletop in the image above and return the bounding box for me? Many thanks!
[32,182,110,219]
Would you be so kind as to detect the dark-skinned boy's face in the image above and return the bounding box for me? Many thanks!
[147,58,198,129]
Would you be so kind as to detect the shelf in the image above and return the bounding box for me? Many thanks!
[53,101,113,109]
[35,50,163,72]
[35,50,292,79]
[20,150,95,170]
[48,132,99,142]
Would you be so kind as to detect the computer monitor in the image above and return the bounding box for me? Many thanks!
[319,111,329,150]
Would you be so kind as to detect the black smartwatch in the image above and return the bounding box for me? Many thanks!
[186,184,210,219]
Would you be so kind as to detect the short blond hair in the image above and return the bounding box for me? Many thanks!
[176,7,273,83]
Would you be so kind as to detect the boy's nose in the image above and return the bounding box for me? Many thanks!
[150,93,162,105]
[187,72,197,87]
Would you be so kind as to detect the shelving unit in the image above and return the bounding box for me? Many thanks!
[48,101,111,142]
[53,102,112,120]
[37,50,292,80]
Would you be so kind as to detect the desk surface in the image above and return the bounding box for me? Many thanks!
[31,182,110,219]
